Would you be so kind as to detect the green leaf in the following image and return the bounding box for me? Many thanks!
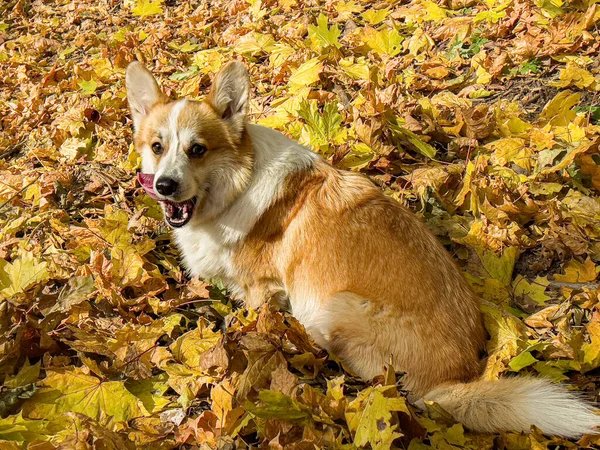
[0,413,71,445]
[508,351,538,372]
[131,0,163,17]
[245,390,312,424]
[307,14,341,49]
[298,100,345,148]
[168,41,201,53]
[78,78,97,95]
[339,143,374,170]
[22,367,148,425]
[4,360,40,389]
[387,119,437,159]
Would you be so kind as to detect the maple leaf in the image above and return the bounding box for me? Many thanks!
[307,14,341,49]
[245,390,313,424]
[345,385,409,449]
[131,0,163,17]
[0,253,49,298]
[170,320,222,367]
[4,359,40,389]
[554,258,597,283]
[362,7,390,25]
[288,58,323,92]
[22,367,148,425]
[482,303,530,378]
[0,413,73,446]
[363,27,404,57]
[298,100,347,150]
[78,79,97,95]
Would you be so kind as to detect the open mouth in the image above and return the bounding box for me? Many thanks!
[137,172,197,228]
[163,197,197,227]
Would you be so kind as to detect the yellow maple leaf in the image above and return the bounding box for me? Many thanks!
[554,258,597,283]
[0,253,49,298]
[550,62,598,89]
[22,367,148,425]
[487,137,532,171]
[339,57,370,80]
[538,91,581,127]
[345,385,409,448]
[111,246,145,287]
[288,58,323,92]
[362,27,403,57]
[170,320,222,367]
[131,0,163,17]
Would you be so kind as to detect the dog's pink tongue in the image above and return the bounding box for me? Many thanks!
[137,173,159,200]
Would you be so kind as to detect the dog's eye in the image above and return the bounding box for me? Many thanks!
[189,144,207,158]
[152,143,163,155]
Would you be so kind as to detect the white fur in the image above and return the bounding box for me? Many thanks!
[426,377,600,437]
[154,100,197,201]
[141,144,156,174]
[288,287,327,346]
[173,124,316,279]
[126,62,164,130]
[218,125,317,244]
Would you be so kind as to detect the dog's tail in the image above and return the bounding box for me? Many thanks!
[424,377,600,438]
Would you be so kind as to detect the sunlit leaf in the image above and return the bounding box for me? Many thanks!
[345,385,409,449]
[307,14,341,49]
[288,58,323,92]
[131,0,163,17]
[22,367,148,425]
[363,27,403,57]
[78,79,97,95]
[0,254,49,298]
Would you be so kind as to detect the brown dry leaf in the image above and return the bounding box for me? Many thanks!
[3,0,600,448]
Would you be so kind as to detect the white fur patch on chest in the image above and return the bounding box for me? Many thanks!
[171,124,316,283]
[173,222,234,280]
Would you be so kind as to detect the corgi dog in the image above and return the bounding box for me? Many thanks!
[126,60,600,437]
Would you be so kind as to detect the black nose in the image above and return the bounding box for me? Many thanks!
[156,177,178,196]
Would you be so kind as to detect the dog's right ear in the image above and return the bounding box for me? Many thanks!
[126,62,166,131]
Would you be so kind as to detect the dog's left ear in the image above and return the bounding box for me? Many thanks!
[126,61,167,131]
[207,61,249,140]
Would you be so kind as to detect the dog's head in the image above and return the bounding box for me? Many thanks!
[126,61,254,227]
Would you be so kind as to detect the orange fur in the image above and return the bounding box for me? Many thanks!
[126,61,600,437]
[233,159,485,394]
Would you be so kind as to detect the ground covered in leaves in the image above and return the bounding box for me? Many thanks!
[1,0,600,448]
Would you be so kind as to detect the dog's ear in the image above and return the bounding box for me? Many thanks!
[206,61,249,139]
[126,62,166,131]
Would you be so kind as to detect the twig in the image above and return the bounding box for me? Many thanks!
[0,139,26,160]
[0,175,41,212]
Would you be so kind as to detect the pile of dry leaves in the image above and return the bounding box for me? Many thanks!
[1,0,600,448]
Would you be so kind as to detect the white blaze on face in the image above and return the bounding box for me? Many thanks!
[141,144,157,174]
[153,100,197,199]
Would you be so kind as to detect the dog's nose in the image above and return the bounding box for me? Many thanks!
[156,177,178,196]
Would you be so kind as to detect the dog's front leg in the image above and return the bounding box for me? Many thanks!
[243,282,270,310]
[243,281,289,311]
